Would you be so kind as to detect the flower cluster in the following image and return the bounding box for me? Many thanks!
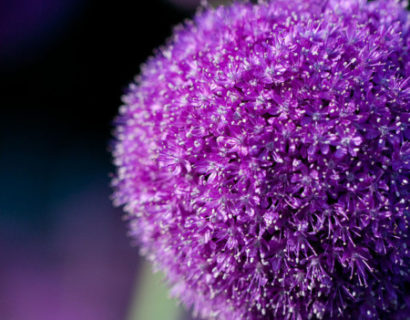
[112,0,410,319]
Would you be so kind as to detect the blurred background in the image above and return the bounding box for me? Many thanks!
[0,0,214,319]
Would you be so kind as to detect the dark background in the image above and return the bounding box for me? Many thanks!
[0,1,197,319]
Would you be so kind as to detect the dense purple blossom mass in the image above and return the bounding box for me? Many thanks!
[112,0,410,319]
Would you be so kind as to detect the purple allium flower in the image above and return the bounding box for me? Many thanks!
[112,0,410,319]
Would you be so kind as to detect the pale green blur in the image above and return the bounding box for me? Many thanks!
[127,261,182,320]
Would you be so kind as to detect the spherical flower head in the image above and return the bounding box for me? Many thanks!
[112,0,410,319]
